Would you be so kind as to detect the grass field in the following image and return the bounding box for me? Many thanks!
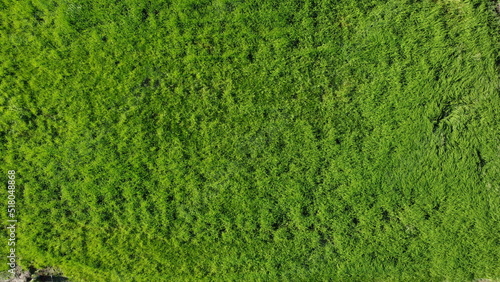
[2,0,500,281]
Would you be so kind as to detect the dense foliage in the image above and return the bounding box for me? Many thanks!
[2,0,500,280]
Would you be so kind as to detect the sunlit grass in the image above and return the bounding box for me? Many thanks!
[1,0,500,280]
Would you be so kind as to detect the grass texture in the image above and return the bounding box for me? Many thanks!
[1,0,500,280]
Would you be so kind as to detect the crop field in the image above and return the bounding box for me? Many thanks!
[2,0,500,281]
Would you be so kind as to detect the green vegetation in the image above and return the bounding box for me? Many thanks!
[2,0,500,280]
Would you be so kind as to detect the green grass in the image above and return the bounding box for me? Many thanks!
[2,0,500,280]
